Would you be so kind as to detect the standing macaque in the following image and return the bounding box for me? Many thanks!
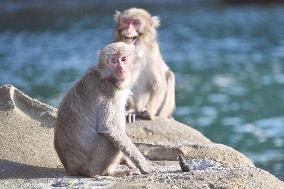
[114,8,175,120]
[54,42,153,176]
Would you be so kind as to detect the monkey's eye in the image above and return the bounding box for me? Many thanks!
[111,58,117,64]
[133,19,140,25]
[123,20,131,26]
[121,56,127,62]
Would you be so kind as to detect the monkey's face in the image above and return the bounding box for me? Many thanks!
[108,54,130,81]
[114,9,160,47]
[99,42,141,89]
[118,17,144,45]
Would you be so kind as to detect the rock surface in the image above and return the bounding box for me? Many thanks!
[0,84,283,189]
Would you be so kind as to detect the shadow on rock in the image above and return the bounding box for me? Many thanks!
[0,159,64,179]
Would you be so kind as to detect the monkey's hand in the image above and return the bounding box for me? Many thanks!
[137,161,156,174]
[129,167,141,175]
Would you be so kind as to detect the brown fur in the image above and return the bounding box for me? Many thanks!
[114,8,176,120]
[54,42,153,176]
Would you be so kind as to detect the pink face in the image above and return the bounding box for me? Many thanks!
[109,54,129,80]
[120,18,141,44]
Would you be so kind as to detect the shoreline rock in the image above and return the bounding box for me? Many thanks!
[0,84,57,128]
[0,84,283,189]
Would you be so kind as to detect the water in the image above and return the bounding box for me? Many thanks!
[0,1,283,180]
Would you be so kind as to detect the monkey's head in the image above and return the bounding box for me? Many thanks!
[98,42,140,89]
[114,8,160,47]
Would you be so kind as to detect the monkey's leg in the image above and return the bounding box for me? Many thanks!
[125,112,137,123]
[141,80,166,120]
[157,70,176,118]
[104,165,133,176]
[120,155,141,174]
[125,97,137,123]
[104,154,139,176]
[121,155,136,169]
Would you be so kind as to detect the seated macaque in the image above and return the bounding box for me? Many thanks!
[114,8,176,121]
[54,42,153,176]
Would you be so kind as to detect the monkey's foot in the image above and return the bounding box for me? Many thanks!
[125,112,136,123]
[139,111,155,120]
[129,167,141,175]
[106,165,140,176]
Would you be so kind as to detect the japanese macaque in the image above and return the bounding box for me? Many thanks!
[114,8,175,120]
[54,42,153,177]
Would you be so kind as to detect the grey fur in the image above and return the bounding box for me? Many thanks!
[54,42,153,176]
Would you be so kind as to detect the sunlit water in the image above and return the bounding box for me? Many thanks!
[0,2,283,180]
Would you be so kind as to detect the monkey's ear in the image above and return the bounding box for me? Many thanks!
[97,50,101,57]
[151,16,160,28]
[113,11,121,23]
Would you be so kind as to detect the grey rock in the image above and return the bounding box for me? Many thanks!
[0,84,283,189]
[127,118,211,145]
[127,120,254,167]
[0,84,57,128]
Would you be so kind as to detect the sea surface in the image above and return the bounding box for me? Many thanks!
[0,1,283,180]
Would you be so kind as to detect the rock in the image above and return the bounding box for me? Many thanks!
[0,84,283,189]
[127,118,211,145]
[0,84,57,128]
[0,85,61,179]
[127,119,254,167]
[1,163,283,189]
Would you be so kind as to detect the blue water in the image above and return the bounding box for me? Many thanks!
[0,1,283,180]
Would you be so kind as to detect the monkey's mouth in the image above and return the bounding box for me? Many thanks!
[116,71,126,80]
[123,35,138,44]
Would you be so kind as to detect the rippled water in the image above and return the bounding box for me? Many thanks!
[0,2,283,180]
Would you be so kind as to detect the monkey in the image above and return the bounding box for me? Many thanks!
[113,8,176,121]
[54,42,154,177]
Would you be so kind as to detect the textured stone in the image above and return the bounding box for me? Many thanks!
[0,84,57,128]
[0,84,283,189]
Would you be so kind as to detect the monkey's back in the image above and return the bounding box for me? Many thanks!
[54,77,122,176]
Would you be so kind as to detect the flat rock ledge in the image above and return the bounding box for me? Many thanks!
[0,84,283,189]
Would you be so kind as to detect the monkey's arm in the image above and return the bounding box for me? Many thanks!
[96,102,153,174]
[99,129,153,174]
